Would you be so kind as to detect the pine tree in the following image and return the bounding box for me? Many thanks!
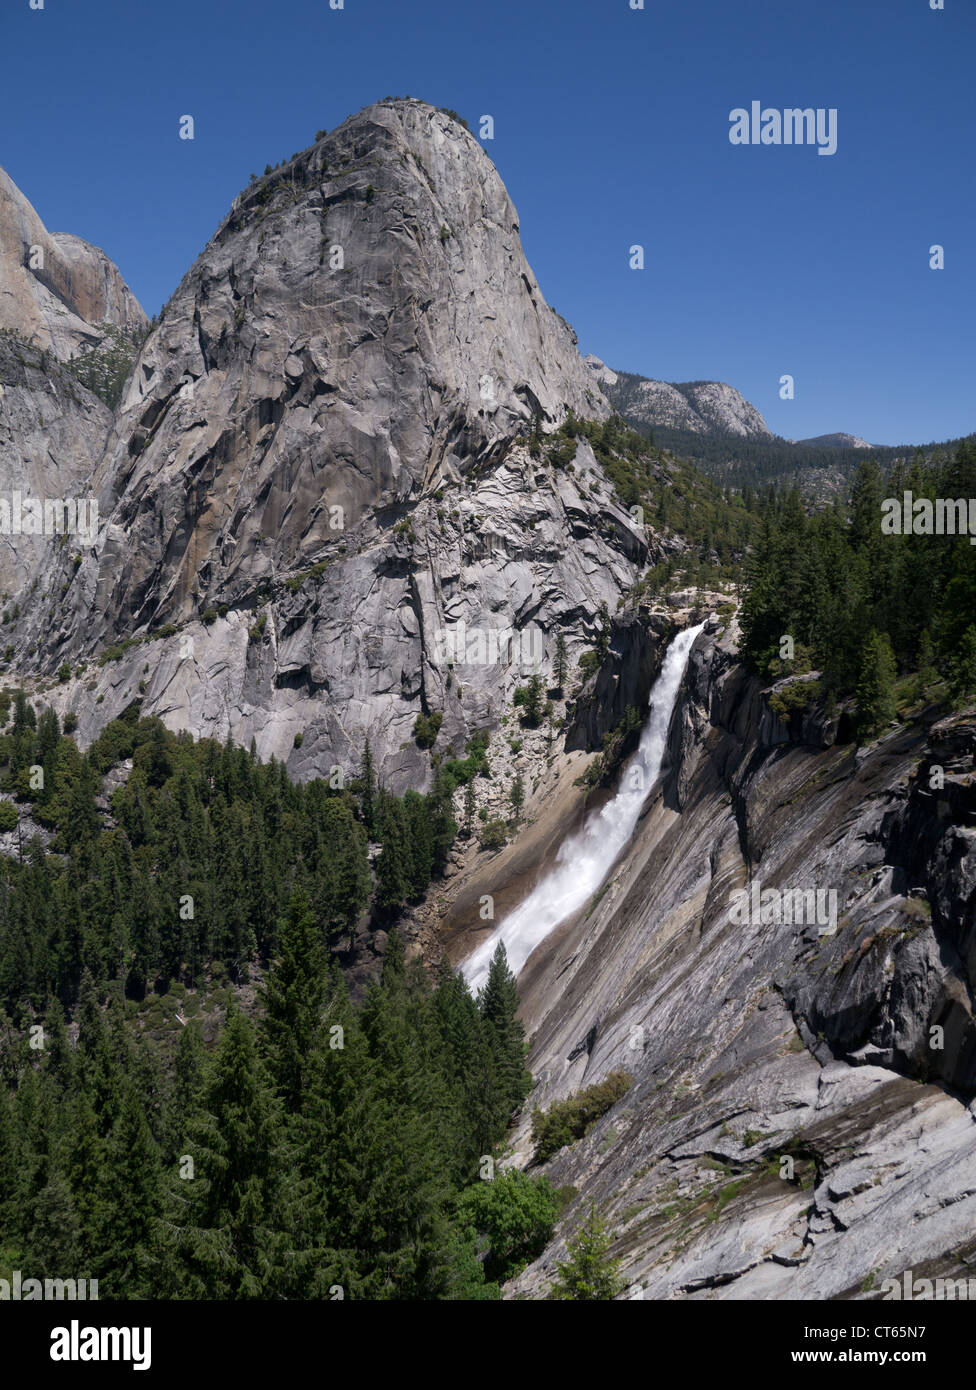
[855,630,898,737]
[478,944,531,1131]
[402,789,434,897]
[41,997,76,1093]
[157,1004,282,1298]
[63,1090,104,1265]
[260,887,327,1112]
[27,1171,83,1277]
[163,1019,206,1160]
[550,1204,623,1300]
[915,628,938,699]
[95,1084,161,1296]
[358,738,377,835]
[0,1083,17,1237]
[375,796,410,911]
[553,633,568,694]
[462,776,476,839]
[509,773,525,824]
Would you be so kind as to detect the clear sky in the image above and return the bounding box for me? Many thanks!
[2,0,972,445]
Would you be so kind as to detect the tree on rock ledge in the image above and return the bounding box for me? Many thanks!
[550,1204,623,1301]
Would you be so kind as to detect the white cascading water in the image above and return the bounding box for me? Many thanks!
[463,623,705,994]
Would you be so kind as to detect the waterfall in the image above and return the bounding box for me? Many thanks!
[462,622,706,993]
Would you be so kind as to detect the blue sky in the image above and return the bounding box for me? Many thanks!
[2,0,972,444]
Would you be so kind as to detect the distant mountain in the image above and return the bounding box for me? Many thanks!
[0,164,145,360]
[794,432,873,449]
[584,355,772,439]
[587,357,968,496]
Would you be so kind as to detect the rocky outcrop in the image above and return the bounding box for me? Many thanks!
[0,166,143,598]
[564,610,676,753]
[6,101,659,790]
[497,625,976,1299]
[585,356,773,439]
[0,165,146,360]
[796,432,873,449]
[0,335,111,597]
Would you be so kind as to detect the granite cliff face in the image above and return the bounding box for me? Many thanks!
[585,356,773,440]
[0,165,146,360]
[10,101,654,789]
[0,165,144,598]
[0,337,111,597]
[490,623,976,1299]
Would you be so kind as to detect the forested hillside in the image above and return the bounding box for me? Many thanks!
[0,697,579,1298]
[0,700,460,1008]
[739,437,976,732]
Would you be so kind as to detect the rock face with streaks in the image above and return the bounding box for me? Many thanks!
[495,623,976,1299]
[0,165,144,599]
[585,356,773,439]
[0,336,111,597]
[0,165,145,360]
[11,101,660,790]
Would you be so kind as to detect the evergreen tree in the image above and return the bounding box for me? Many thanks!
[915,628,938,699]
[164,1020,206,1160]
[553,633,568,694]
[462,776,476,839]
[550,1204,623,1300]
[27,1171,83,1277]
[509,773,525,824]
[95,1084,161,1296]
[855,630,898,737]
[375,796,410,911]
[158,1004,282,1298]
[260,888,327,1112]
[358,738,377,836]
[478,944,531,1131]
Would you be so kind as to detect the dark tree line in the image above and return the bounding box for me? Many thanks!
[0,912,535,1298]
[738,439,976,725]
[0,707,458,1013]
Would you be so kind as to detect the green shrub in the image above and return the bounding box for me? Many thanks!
[57,663,71,684]
[478,818,508,852]
[530,1072,633,1165]
[0,801,18,832]
[63,712,79,735]
[513,673,544,726]
[201,608,218,626]
[413,711,443,749]
[768,679,821,721]
[98,639,138,666]
[456,1171,560,1283]
[578,650,600,682]
[441,731,490,793]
